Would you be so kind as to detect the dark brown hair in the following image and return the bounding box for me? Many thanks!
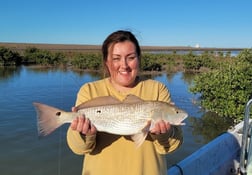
[102,30,141,64]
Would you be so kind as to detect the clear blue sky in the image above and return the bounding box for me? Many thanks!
[1,0,252,48]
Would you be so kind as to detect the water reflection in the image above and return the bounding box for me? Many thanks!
[181,72,197,85]
[188,111,234,144]
[0,66,22,82]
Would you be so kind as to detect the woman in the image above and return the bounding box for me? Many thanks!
[67,30,183,175]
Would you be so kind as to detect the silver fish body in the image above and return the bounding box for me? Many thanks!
[33,95,187,146]
[74,101,187,135]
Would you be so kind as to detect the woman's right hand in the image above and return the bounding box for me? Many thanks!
[70,107,97,136]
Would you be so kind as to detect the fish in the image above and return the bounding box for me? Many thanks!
[33,95,188,147]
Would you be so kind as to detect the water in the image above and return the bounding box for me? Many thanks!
[0,66,232,175]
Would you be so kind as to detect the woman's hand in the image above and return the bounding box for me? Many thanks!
[150,120,171,135]
[70,107,97,136]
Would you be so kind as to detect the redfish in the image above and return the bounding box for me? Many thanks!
[33,95,187,146]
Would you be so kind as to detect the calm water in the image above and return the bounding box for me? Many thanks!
[0,66,232,175]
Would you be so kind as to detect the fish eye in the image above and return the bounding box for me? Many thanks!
[173,108,179,113]
[56,112,61,116]
[173,109,179,114]
[96,110,101,113]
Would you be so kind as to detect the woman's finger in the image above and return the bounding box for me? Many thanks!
[90,124,97,135]
[159,121,167,134]
[72,106,78,112]
[70,117,78,130]
[76,116,84,132]
[82,118,91,134]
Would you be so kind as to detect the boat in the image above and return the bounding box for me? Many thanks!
[167,99,252,175]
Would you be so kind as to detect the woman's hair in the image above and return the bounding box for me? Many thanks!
[102,30,141,66]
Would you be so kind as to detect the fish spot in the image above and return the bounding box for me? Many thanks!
[56,112,61,116]
[96,110,101,113]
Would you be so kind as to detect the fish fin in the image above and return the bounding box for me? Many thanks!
[123,94,144,104]
[33,102,66,136]
[76,96,121,110]
[149,120,156,131]
[131,122,151,148]
[77,95,143,109]
[131,132,148,148]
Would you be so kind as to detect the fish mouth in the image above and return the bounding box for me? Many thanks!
[171,113,188,125]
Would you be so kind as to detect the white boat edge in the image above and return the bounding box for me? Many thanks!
[167,120,248,175]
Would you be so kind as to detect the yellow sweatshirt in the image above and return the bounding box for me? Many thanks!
[67,77,183,175]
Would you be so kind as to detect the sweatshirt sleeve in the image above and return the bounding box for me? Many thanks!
[66,83,97,155]
[150,125,183,154]
[67,129,96,155]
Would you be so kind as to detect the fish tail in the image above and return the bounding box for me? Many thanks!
[33,102,66,136]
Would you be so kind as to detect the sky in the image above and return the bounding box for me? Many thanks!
[1,0,252,48]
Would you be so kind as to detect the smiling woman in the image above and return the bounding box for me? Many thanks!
[106,41,139,92]
[66,30,184,175]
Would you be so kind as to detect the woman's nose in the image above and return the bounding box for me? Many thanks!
[120,58,128,68]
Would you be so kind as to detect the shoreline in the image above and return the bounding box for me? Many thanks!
[0,42,245,52]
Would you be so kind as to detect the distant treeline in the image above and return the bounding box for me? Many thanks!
[0,45,239,72]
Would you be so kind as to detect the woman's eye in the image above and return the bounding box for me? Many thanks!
[127,56,136,61]
[112,57,120,61]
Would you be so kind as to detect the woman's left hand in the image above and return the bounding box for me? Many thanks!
[150,120,171,135]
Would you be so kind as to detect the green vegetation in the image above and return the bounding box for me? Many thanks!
[183,51,217,71]
[0,45,234,72]
[190,49,252,122]
[0,47,22,66]
[23,47,67,66]
[71,52,102,70]
[141,53,178,71]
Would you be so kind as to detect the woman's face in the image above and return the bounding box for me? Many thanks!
[106,41,139,89]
